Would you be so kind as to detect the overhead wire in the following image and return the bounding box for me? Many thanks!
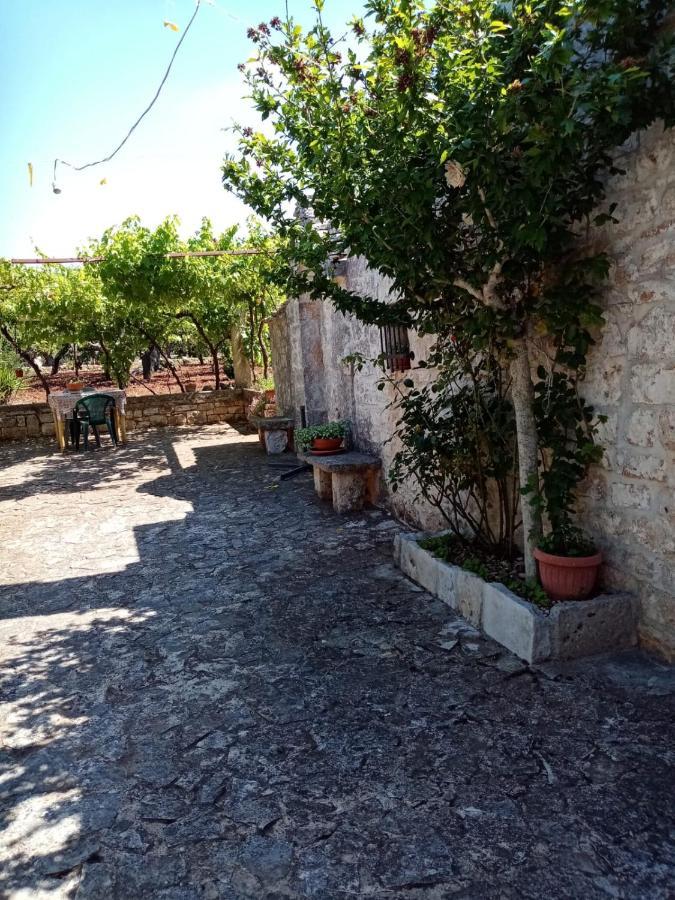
[52,0,203,192]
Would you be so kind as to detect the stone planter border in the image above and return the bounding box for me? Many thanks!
[394,532,638,663]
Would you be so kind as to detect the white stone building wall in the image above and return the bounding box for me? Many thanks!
[269,123,674,661]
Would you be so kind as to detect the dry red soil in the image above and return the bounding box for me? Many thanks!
[10,364,232,405]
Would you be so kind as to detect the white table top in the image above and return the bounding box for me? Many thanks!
[48,388,127,419]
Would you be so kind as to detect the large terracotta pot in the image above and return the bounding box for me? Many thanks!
[534,547,602,602]
[311,437,343,453]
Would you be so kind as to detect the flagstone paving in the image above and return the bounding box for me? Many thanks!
[0,424,674,899]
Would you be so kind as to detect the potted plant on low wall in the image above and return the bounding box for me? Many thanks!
[296,421,348,455]
[534,526,602,602]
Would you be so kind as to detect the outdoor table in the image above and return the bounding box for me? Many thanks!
[48,388,128,451]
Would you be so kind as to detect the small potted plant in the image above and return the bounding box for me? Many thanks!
[296,421,348,454]
[534,525,602,601]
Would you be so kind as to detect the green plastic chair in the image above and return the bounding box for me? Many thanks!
[74,394,118,450]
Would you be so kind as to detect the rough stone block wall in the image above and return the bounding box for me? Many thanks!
[0,389,259,444]
[123,390,253,432]
[0,404,57,442]
[577,123,675,661]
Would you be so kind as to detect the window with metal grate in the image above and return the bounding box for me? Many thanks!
[379,324,411,372]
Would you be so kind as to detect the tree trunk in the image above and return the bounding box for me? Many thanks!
[141,343,158,380]
[210,346,221,389]
[51,344,70,376]
[257,319,269,380]
[140,330,184,392]
[248,301,257,381]
[174,313,221,389]
[0,324,51,398]
[157,346,184,392]
[510,338,542,579]
[230,324,252,388]
[98,339,113,383]
[74,343,80,377]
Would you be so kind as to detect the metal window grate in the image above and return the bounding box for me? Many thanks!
[380,325,411,372]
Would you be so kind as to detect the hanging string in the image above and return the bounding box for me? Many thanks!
[52,0,202,191]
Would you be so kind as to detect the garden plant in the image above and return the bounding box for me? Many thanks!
[223,0,675,578]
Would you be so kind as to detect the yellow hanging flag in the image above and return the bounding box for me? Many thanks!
[163,20,179,31]
[99,178,107,186]
[27,162,33,186]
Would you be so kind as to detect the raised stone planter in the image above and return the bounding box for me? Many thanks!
[394,532,638,663]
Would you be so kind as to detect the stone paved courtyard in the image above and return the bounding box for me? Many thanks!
[1,424,674,899]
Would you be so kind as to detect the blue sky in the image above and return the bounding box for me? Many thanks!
[0,0,357,258]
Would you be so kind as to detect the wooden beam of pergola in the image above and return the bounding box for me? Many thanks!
[10,249,271,265]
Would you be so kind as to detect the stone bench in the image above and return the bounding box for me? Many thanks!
[298,450,381,513]
[250,415,294,454]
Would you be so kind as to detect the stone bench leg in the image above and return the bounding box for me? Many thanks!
[313,467,333,501]
[332,471,366,513]
[264,429,288,454]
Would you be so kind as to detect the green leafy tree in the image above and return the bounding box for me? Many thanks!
[227,220,287,381]
[224,0,674,574]
[0,260,64,397]
[93,217,189,389]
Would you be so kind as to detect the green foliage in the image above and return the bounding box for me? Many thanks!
[388,337,519,557]
[0,339,24,402]
[0,364,22,403]
[0,217,288,396]
[538,525,597,558]
[503,577,551,610]
[253,375,275,391]
[295,420,348,451]
[224,0,673,328]
[419,533,551,608]
[225,0,673,572]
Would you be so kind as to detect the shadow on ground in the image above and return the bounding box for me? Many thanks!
[0,426,673,899]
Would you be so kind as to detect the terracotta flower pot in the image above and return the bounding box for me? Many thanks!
[534,547,602,602]
[311,437,343,453]
[67,381,84,392]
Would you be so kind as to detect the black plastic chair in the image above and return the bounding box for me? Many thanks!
[74,394,118,450]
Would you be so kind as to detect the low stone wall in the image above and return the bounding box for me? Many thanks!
[0,388,261,443]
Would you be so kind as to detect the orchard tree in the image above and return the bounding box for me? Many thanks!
[223,0,674,575]
[178,220,242,389]
[93,217,189,389]
[227,220,287,380]
[0,261,88,397]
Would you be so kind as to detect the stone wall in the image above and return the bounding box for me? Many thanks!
[0,388,259,444]
[269,269,444,530]
[576,122,675,660]
[270,123,674,660]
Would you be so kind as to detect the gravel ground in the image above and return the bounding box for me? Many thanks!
[1,425,673,899]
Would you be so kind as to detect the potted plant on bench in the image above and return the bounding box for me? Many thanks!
[296,421,348,455]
